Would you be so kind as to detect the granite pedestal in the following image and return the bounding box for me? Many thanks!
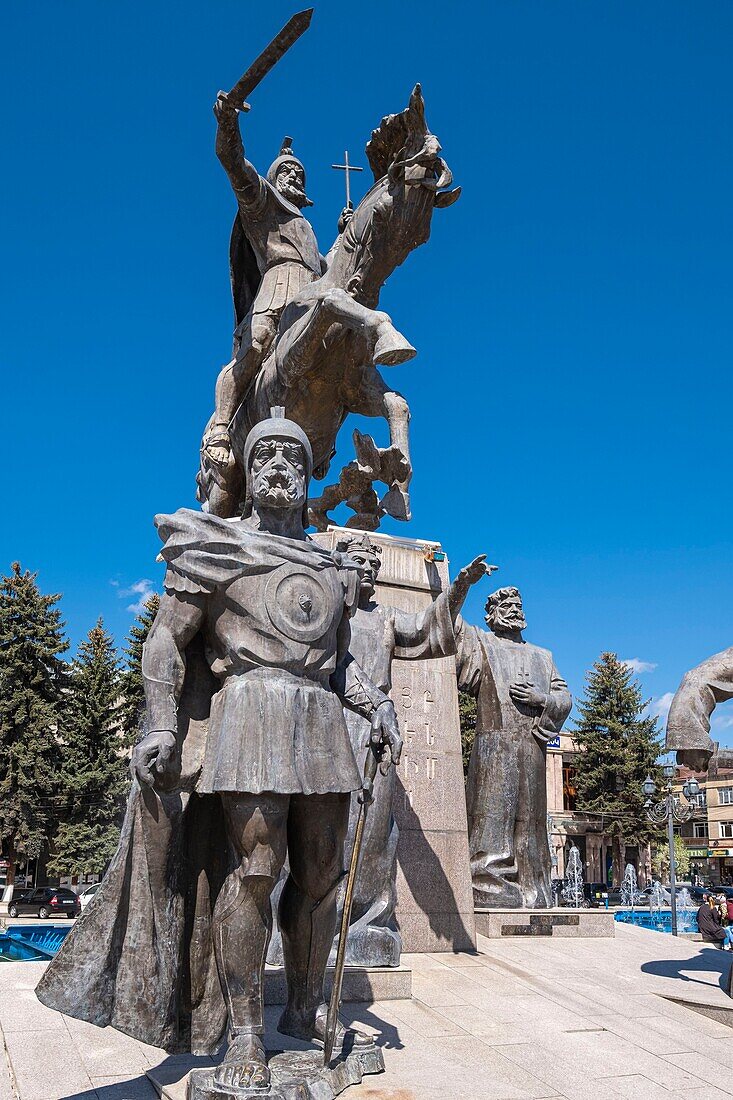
[475,906,616,938]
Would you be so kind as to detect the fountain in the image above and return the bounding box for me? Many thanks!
[676,887,697,933]
[648,880,667,929]
[562,845,585,908]
[620,863,644,923]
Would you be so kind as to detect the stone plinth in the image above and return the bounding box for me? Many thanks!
[475,907,616,938]
[264,964,411,1004]
[375,537,475,952]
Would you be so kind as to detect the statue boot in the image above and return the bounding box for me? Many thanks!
[372,313,416,367]
[277,875,374,1053]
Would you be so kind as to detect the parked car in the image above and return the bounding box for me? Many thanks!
[583,882,624,907]
[7,887,81,919]
[77,882,101,910]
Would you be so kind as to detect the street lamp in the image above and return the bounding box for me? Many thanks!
[643,766,699,936]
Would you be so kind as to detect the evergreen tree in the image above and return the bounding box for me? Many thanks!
[48,619,127,877]
[119,593,160,747]
[572,652,663,885]
[458,689,477,779]
[0,563,68,884]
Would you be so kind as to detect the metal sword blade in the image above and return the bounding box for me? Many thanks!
[227,8,314,108]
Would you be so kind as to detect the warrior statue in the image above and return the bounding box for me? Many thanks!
[666,645,733,772]
[200,91,418,519]
[196,14,460,529]
[37,408,402,1093]
[456,587,571,908]
[328,534,488,965]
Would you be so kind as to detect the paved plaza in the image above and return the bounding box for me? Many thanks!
[1,922,732,1100]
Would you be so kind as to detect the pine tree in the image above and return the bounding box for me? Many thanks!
[458,689,477,779]
[119,593,160,747]
[0,563,68,884]
[48,619,127,877]
[572,652,663,886]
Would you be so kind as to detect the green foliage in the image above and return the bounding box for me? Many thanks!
[572,652,663,849]
[119,593,160,748]
[48,619,128,876]
[651,833,691,882]
[0,563,68,881]
[458,689,477,778]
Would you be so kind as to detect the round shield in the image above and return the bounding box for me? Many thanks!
[264,564,335,643]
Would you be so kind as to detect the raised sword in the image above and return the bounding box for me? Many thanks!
[226,8,314,112]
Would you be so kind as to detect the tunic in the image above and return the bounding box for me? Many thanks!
[456,621,571,909]
[144,509,371,796]
[235,178,323,317]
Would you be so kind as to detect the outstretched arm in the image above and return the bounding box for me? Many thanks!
[136,590,205,787]
[214,92,264,208]
[666,646,733,770]
[448,555,493,624]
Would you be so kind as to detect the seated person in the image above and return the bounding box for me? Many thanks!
[696,894,733,949]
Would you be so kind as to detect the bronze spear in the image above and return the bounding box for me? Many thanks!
[323,739,380,1067]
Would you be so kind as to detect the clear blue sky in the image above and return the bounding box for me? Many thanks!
[2,1,732,743]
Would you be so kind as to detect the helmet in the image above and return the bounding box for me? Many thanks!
[242,407,313,527]
[267,136,307,188]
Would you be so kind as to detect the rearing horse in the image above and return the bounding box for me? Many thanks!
[198,85,459,526]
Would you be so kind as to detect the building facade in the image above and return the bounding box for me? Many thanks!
[546,732,653,886]
[676,758,733,886]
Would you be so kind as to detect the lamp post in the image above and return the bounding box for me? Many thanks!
[643,764,700,937]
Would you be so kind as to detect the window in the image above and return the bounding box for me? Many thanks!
[693,822,707,838]
[720,823,733,840]
[690,791,707,808]
[719,787,733,806]
[562,765,577,811]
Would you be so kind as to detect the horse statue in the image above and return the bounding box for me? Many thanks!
[197,84,459,528]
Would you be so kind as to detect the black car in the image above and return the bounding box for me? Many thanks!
[8,887,81,919]
[584,882,624,907]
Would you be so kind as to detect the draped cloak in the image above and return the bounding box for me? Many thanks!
[36,511,362,1055]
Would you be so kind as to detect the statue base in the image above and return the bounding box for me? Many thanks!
[475,907,616,938]
[186,1047,384,1100]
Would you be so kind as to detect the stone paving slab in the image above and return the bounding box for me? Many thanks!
[0,924,732,1099]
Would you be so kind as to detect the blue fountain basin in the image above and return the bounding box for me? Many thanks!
[0,925,72,961]
[614,909,698,934]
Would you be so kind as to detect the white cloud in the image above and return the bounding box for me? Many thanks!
[648,692,675,723]
[622,657,658,675]
[711,711,733,731]
[114,578,156,614]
